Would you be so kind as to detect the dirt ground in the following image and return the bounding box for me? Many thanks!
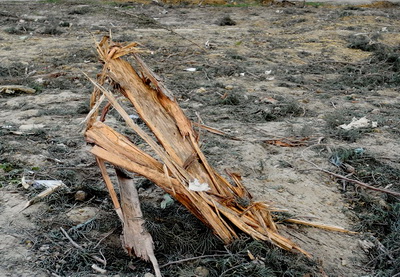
[1,0,399,276]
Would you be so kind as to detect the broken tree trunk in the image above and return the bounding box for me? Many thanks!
[84,36,311,271]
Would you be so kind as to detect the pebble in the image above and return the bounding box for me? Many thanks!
[74,190,87,201]
[343,163,355,173]
[196,87,206,93]
[371,108,380,114]
[358,239,374,252]
[194,266,209,277]
[67,207,99,224]
[39,245,50,251]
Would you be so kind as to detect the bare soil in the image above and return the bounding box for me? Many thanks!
[1,1,399,276]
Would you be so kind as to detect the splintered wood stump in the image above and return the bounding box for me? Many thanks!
[84,36,311,272]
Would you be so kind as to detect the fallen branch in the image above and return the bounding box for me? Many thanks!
[306,167,400,197]
[160,254,231,268]
[60,227,107,266]
[300,149,400,197]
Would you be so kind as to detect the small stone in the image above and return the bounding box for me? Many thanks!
[260,96,278,104]
[343,163,355,173]
[371,108,380,114]
[74,190,87,201]
[378,198,390,209]
[144,273,155,277]
[196,87,206,93]
[25,240,33,248]
[358,239,374,252]
[194,266,209,277]
[39,245,50,251]
[67,207,99,224]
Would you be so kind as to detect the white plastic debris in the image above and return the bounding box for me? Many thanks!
[33,180,66,188]
[35,77,44,84]
[339,117,378,130]
[129,114,140,120]
[185,68,197,72]
[189,179,210,192]
[21,179,67,211]
[160,194,174,209]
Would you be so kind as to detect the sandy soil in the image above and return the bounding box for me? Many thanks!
[1,0,399,276]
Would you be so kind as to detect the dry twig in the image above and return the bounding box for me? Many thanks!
[60,227,107,266]
[300,143,400,197]
[160,254,231,268]
[302,161,400,197]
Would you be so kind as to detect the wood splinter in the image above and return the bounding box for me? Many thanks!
[116,169,162,277]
